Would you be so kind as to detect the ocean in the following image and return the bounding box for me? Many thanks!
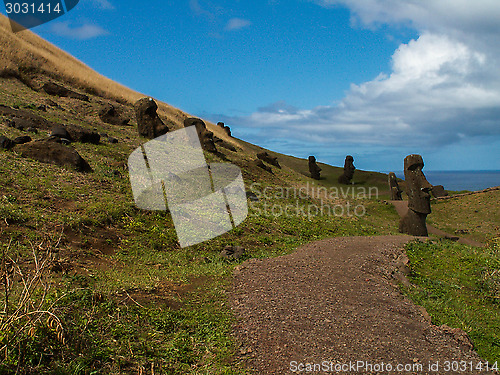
[390,170,500,192]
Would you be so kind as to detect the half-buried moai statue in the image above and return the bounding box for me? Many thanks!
[399,154,433,236]
[134,98,169,139]
[257,152,281,169]
[134,98,168,139]
[337,155,355,184]
[184,117,217,153]
[308,156,321,180]
[388,172,403,200]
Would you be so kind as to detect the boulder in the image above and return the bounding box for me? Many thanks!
[0,136,15,150]
[51,125,71,140]
[16,139,92,172]
[66,124,100,144]
[220,245,246,261]
[13,136,32,145]
[98,103,130,126]
[184,117,217,153]
[134,98,169,139]
[0,104,55,130]
[257,152,281,168]
[10,118,36,131]
[42,82,89,102]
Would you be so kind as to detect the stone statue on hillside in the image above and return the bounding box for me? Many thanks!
[308,156,321,180]
[399,154,433,236]
[217,122,232,137]
[257,152,281,169]
[184,117,217,153]
[134,98,169,139]
[431,185,448,198]
[338,155,355,184]
[388,172,403,200]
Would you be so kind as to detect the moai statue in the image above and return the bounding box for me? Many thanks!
[184,117,217,153]
[388,172,403,200]
[134,98,169,139]
[431,185,448,198]
[257,152,281,168]
[308,156,321,180]
[338,155,355,184]
[399,154,433,236]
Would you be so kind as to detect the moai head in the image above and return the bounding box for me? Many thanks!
[344,155,355,179]
[404,154,432,214]
[309,156,316,163]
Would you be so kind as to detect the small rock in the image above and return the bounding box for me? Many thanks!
[108,137,119,144]
[220,245,246,261]
[13,135,32,145]
[0,135,15,150]
[246,191,259,201]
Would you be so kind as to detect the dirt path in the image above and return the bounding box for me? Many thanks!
[230,236,495,374]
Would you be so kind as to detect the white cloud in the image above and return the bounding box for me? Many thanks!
[50,21,110,39]
[189,0,213,18]
[225,1,500,154]
[225,18,252,31]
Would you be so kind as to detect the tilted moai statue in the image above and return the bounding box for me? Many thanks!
[388,172,403,200]
[184,117,217,153]
[338,155,355,184]
[308,156,321,180]
[399,154,433,236]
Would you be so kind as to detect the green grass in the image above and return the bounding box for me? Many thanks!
[427,190,500,244]
[403,239,500,362]
[1,75,499,373]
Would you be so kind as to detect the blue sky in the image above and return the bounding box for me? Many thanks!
[2,0,500,171]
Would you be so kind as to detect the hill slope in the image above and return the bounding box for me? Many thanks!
[0,15,401,374]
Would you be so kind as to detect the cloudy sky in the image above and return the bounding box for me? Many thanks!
[2,0,499,171]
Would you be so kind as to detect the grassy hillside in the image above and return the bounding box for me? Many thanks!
[0,13,498,374]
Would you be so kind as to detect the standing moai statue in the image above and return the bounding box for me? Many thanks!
[134,98,169,139]
[388,172,403,200]
[308,156,321,180]
[399,154,433,236]
[338,155,355,184]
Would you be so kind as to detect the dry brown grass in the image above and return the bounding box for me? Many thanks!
[0,14,238,139]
